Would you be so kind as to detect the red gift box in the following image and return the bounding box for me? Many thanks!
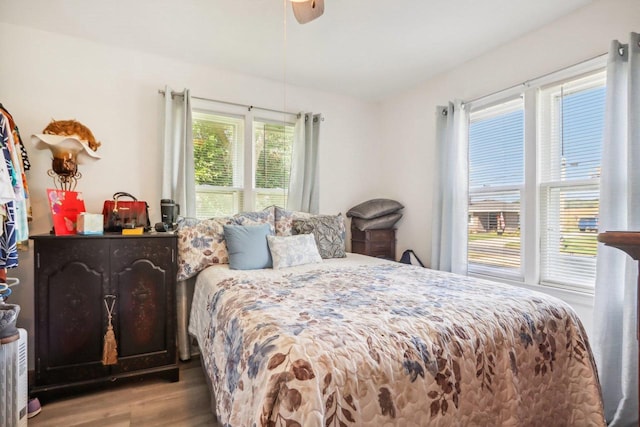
[47,189,86,235]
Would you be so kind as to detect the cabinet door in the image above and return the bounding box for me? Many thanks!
[109,237,176,373]
[35,238,110,385]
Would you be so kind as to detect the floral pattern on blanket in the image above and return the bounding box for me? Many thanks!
[195,263,605,426]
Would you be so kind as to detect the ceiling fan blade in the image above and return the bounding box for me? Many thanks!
[292,0,324,24]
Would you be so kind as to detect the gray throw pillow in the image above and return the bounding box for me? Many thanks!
[293,214,346,259]
[346,199,404,219]
[352,212,402,231]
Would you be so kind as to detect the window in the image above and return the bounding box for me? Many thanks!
[192,106,295,218]
[468,99,524,279]
[253,121,294,211]
[467,63,606,292]
[538,73,606,290]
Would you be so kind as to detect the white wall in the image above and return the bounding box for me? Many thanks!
[0,23,381,367]
[377,0,640,337]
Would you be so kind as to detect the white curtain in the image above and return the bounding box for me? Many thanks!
[431,101,469,274]
[287,112,321,214]
[593,32,640,427]
[161,86,195,217]
[161,86,196,362]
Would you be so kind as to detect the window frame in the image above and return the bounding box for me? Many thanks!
[537,71,606,292]
[465,56,607,294]
[191,98,297,218]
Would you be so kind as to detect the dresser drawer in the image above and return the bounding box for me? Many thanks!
[351,226,396,260]
[367,247,394,258]
[351,227,395,242]
[369,240,392,252]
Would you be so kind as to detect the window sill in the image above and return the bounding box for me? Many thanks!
[468,272,595,308]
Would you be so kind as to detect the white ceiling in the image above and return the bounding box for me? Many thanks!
[1,0,594,101]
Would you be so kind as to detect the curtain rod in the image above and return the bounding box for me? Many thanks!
[158,89,300,118]
[464,52,608,105]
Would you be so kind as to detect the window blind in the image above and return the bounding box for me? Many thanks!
[469,98,524,189]
[253,120,294,211]
[468,98,524,279]
[193,111,244,218]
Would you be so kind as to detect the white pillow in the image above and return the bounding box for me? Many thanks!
[267,234,322,269]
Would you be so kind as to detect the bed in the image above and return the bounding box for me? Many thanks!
[187,253,605,426]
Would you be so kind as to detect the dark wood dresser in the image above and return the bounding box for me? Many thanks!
[30,233,179,401]
[351,227,396,260]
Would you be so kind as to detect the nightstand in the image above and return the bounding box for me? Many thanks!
[351,226,396,260]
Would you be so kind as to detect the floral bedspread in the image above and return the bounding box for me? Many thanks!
[189,254,605,426]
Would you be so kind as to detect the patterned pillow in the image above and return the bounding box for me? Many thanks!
[176,216,234,281]
[274,206,313,236]
[175,208,276,280]
[267,234,322,269]
[293,214,346,259]
[233,209,275,233]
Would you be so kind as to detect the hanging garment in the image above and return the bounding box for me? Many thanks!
[0,104,31,172]
[0,115,19,204]
[0,107,29,268]
[0,115,28,242]
[0,105,32,251]
[1,106,32,211]
[0,201,18,269]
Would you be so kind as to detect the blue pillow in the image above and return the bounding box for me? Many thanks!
[223,223,273,270]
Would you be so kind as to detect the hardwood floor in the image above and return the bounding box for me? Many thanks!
[29,358,220,427]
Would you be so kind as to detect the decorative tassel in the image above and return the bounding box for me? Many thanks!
[102,324,118,365]
[102,296,118,365]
